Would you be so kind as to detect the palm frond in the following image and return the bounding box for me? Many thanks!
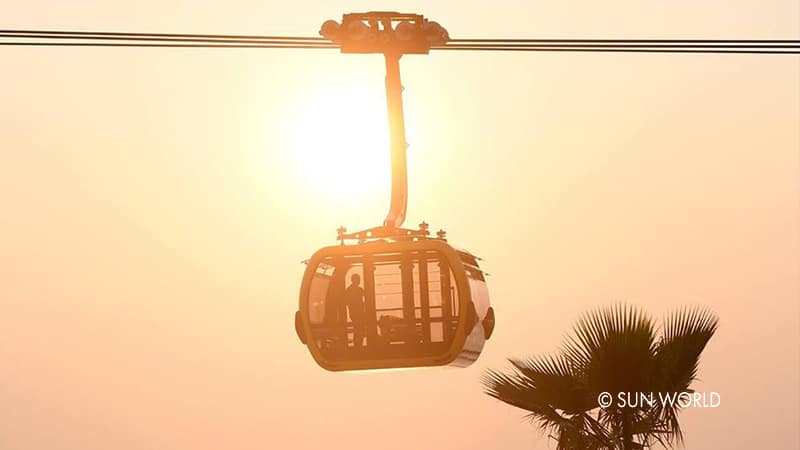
[482,365,571,432]
[655,306,718,392]
[482,357,616,448]
[562,304,658,395]
[508,354,592,414]
[652,306,719,443]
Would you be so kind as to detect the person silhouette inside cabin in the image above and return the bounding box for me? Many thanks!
[344,273,366,348]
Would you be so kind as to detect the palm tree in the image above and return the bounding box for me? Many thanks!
[482,305,718,449]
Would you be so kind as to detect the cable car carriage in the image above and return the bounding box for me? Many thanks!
[295,224,495,371]
[294,11,494,371]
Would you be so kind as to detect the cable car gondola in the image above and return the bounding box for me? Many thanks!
[294,12,494,371]
[295,224,495,371]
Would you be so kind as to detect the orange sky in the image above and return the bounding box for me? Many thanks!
[1,1,799,449]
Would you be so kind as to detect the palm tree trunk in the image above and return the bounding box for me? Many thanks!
[622,411,633,450]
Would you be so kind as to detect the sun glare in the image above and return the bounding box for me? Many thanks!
[283,81,390,200]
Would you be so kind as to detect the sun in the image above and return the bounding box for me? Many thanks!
[282,80,390,200]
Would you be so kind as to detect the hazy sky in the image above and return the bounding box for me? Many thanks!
[2,1,798,449]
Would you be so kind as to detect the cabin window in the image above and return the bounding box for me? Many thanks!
[305,250,462,359]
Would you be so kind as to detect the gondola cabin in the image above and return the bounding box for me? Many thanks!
[295,235,495,371]
[295,12,493,371]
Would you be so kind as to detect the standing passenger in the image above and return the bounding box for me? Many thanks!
[343,273,366,348]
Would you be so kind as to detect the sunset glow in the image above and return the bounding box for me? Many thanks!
[1,2,798,450]
[283,80,390,198]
